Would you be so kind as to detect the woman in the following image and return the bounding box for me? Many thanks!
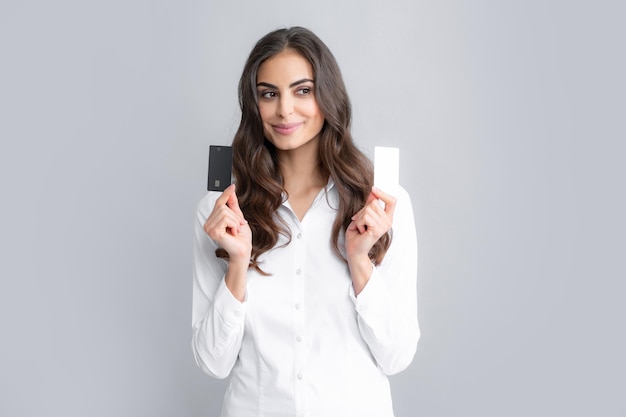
[192,27,419,417]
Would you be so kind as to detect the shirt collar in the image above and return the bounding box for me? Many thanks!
[280,177,336,207]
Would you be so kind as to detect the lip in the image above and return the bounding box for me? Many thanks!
[272,122,303,135]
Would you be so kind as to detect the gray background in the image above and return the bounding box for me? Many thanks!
[1,0,624,416]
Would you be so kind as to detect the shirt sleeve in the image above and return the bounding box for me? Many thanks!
[350,185,420,375]
[191,193,246,379]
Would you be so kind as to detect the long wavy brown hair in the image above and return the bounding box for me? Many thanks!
[220,26,391,273]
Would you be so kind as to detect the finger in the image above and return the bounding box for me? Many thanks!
[352,204,380,232]
[352,215,369,234]
[371,186,397,215]
[205,205,245,237]
[365,196,387,218]
[351,190,385,223]
[214,184,236,208]
[351,207,364,222]
[362,212,378,235]
[226,185,246,221]
[222,208,246,235]
[221,215,245,237]
[204,213,234,237]
[365,191,377,205]
[361,207,393,236]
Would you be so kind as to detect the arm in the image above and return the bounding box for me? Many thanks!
[346,186,420,375]
[191,186,251,379]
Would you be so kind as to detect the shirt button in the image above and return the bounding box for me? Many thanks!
[297,372,303,380]
[296,233,302,239]
[296,336,302,342]
[296,268,301,275]
[295,303,301,310]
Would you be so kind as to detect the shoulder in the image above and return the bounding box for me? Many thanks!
[386,184,412,210]
[195,191,223,222]
[390,185,411,204]
[388,185,415,226]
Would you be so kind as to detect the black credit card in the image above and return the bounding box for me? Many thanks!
[207,145,233,192]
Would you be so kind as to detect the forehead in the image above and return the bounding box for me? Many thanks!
[257,49,314,83]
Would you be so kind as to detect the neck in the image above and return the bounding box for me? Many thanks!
[277,139,326,193]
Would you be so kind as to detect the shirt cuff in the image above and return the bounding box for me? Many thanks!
[214,277,247,327]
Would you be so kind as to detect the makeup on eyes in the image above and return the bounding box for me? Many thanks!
[257,79,315,97]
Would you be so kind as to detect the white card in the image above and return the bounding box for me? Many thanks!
[374,146,399,190]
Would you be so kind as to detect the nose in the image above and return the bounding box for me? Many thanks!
[277,95,294,118]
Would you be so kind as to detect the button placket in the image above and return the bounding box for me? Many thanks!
[292,224,307,414]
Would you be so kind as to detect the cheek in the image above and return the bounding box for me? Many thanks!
[303,101,323,120]
[257,103,273,123]
[311,104,325,126]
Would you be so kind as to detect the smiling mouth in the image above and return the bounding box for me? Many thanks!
[272,123,303,135]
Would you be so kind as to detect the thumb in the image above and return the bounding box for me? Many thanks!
[371,186,397,215]
[226,185,245,219]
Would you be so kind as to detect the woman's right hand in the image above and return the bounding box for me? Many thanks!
[203,184,252,265]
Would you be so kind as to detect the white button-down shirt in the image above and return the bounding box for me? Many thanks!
[192,181,419,417]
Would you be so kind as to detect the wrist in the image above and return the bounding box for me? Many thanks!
[227,244,252,266]
[225,254,250,302]
[348,254,373,296]
[229,253,251,268]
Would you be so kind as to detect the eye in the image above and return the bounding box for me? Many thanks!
[259,90,277,99]
[296,86,312,96]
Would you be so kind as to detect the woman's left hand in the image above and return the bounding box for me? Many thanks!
[345,187,396,261]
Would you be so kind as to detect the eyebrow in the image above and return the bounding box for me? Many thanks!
[256,78,315,89]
